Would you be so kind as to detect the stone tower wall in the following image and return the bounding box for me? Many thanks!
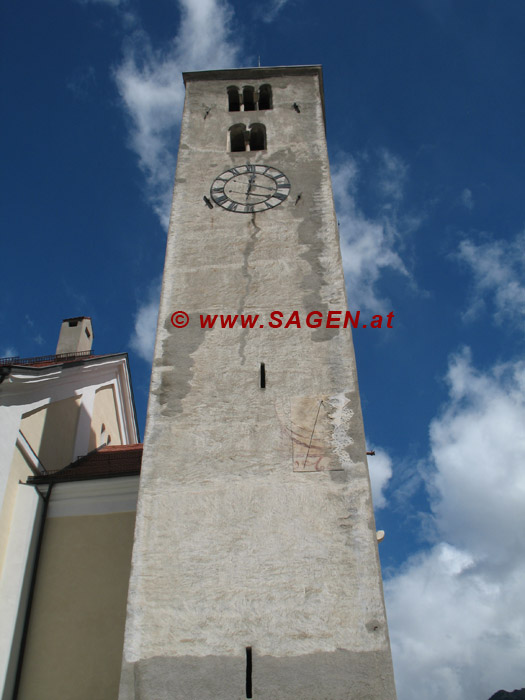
[119,66,397,700]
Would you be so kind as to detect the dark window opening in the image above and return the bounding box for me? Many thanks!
[68,320,78,327]
[260,363,266,389]
[230,124,246,152]
[85,326,91,338]
[243,86,256,111]
[227,86,240,112]
[246,647,253,699]
[258,84,272,110]
[249,124,266,151]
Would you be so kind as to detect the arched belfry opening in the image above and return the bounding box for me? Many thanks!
[227,85,240,112]
[229,124,266,152]
[249,123,266,151]
[242,86,256,111]
[227,85,273,112]
[229,124,247,152]
[258,84,272,110]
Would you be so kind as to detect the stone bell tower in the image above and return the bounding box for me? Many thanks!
[119,66,397,699]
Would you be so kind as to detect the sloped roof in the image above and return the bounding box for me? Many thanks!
[28,444,143,484]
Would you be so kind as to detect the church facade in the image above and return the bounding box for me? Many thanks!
[0,319,139,700]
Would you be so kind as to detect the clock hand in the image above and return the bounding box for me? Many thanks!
[230,177,274,192]
[227,189,268,198]
[245,173,256,199]
[249,183,276,192]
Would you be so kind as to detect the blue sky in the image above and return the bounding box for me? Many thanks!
[2,1,525,697]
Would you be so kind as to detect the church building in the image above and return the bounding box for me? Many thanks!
[0,66,396,700]
[0,319,140,700]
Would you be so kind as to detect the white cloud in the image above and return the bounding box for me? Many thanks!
[261,0,290,23]
[461,187,474,210]
[332,153,411,311]
[385,349,525,700]
[367,445,393,510]
[457,232,525,325]
[130,280,161,362]
[114,0,241,227]
[377,149,407,203]
[1,347,17,359]
[115,0,242,361]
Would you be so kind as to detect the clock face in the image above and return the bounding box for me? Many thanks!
[210,164,290,213]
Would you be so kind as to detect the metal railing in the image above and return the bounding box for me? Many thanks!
[0,350,93,366]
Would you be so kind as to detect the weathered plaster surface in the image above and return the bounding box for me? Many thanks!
[121,648,394,700]
[119,67,396,699]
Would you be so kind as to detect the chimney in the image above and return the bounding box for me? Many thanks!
[56,317,93,355]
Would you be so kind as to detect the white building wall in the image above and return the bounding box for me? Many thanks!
[0,485,43,700]
[0,355,139,697]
